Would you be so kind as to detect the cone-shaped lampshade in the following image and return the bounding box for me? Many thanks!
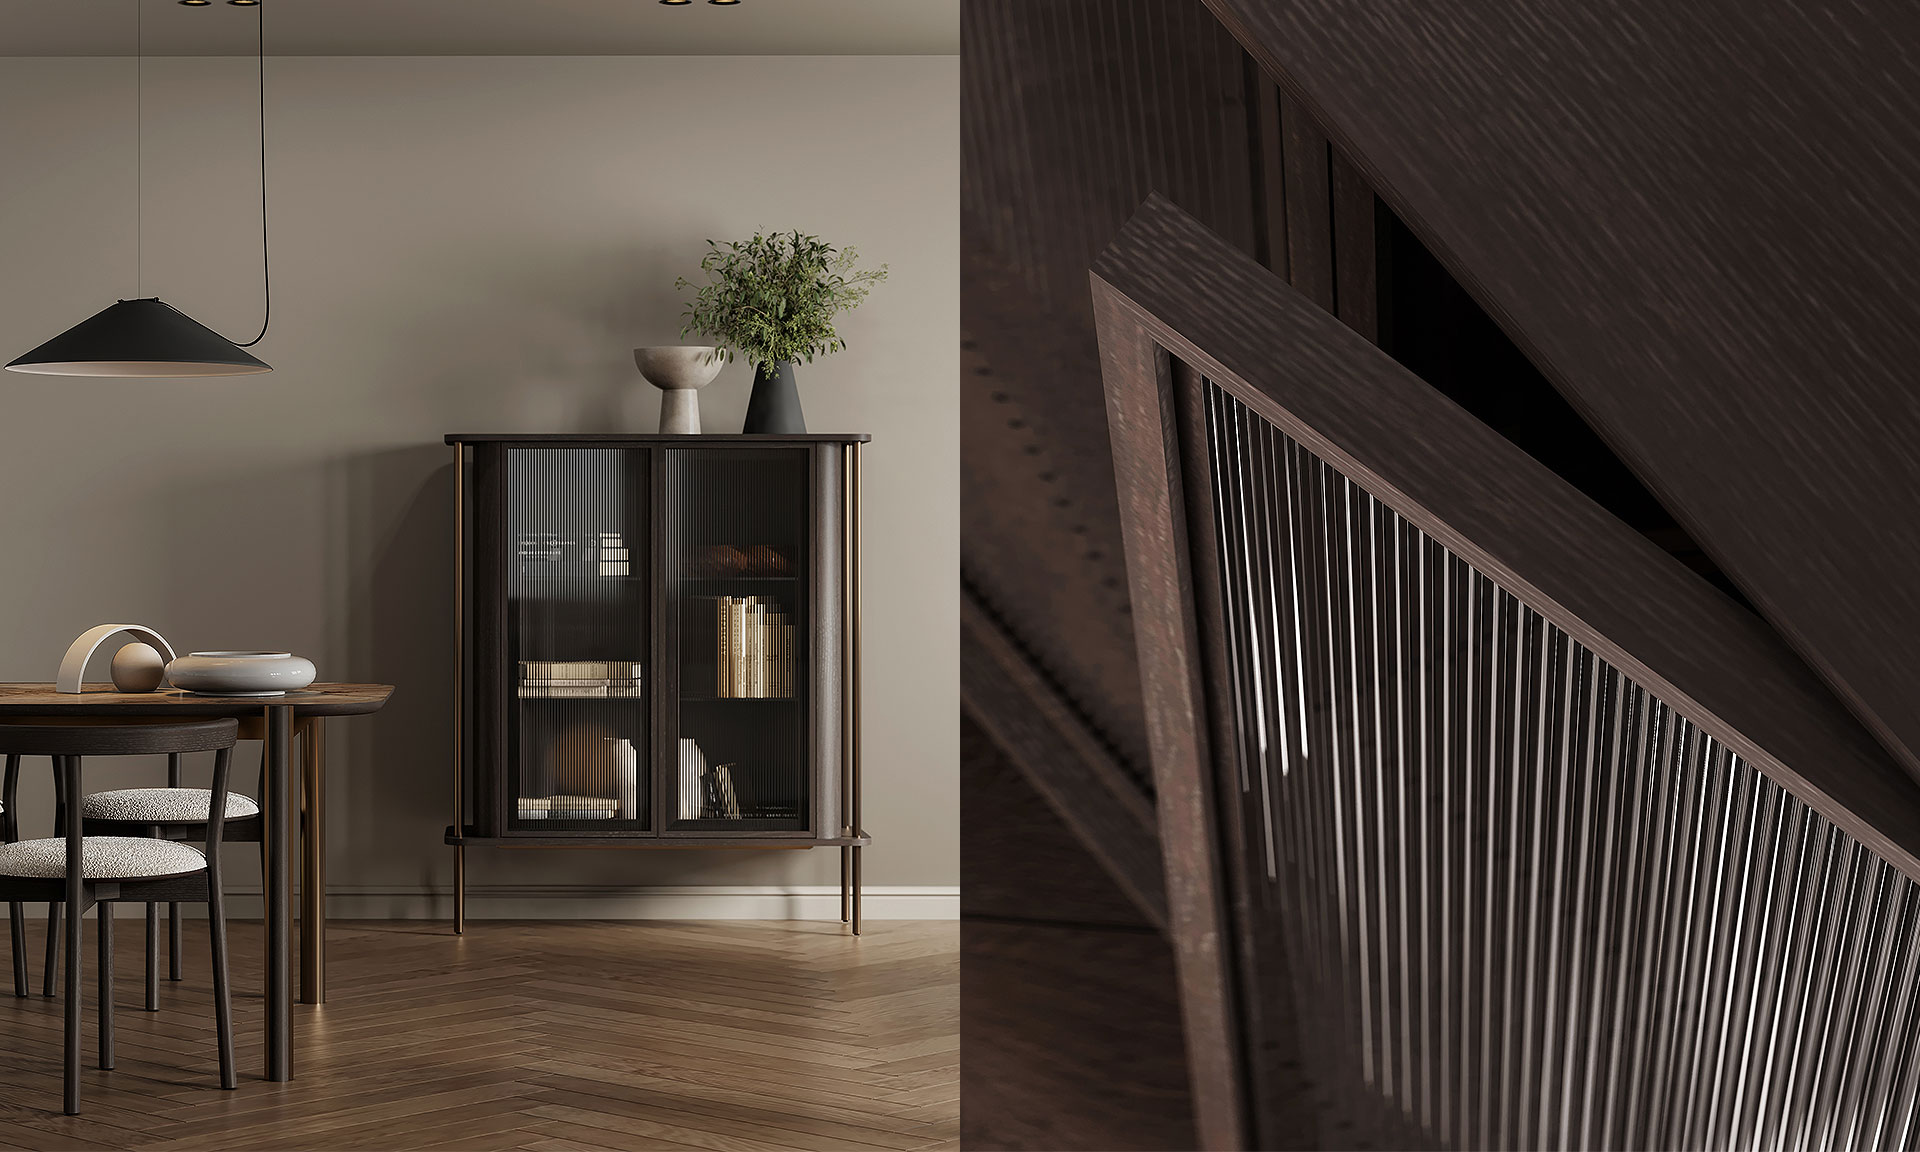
[6,298,270,377]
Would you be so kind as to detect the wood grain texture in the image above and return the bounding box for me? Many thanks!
[961,921,1194,1151]
[960,589,1167,929]
[1204,0,1920,787]
[0,719,236,756]
[0,918,955,1149]
[1093,194,1920,886]
[960,0,1276,784]
[1093,285,1249,1152]
[0,685,392,718]
[961,716,1153,930]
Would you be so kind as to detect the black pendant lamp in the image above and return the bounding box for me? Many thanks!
[8,0,272,378]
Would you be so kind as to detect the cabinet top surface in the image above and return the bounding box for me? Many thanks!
[445,433,871,445]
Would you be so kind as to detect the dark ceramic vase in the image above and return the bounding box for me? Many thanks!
[743,361,806,434]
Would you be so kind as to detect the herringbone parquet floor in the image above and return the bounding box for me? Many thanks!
[0,918,958,1151]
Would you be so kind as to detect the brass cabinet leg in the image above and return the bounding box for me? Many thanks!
[299,718,325,1006]
[840,847,851,923]
[454,846,466,935]
[851,846,862,936]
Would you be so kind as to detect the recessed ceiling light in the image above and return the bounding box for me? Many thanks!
[178,1,212,7]
[659,0,693,5]
[709,0,741,5]
[228,1,259,6]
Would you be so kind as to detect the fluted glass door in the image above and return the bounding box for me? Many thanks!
[665,446,811,834]
[505,447,651,833]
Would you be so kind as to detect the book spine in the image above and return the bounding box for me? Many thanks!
[716,597,732,697]
[732,598,750,698]
[756,601,766,699]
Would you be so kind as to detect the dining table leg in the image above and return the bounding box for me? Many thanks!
[265,705,292,1081]
[300,717,325,1005]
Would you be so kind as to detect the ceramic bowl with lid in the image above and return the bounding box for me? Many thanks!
[166,651,317,697]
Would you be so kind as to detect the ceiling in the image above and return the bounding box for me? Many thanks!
[0,0,957,56]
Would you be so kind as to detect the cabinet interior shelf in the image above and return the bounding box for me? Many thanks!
[447,825,871,849]
[681,695,800,703]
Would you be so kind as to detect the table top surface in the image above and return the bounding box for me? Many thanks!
[0,682,394,717]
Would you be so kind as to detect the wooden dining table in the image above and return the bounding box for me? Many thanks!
[0,682,393,1082]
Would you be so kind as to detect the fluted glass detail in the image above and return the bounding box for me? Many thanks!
[1203,379,1920,1151]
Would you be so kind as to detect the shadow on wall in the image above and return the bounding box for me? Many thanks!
[334,446,453,898]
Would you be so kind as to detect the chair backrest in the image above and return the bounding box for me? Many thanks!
[0,718,238,757]
[0,718,242,856]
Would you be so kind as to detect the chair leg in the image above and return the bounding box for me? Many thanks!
[63,899,81,1115]
[97,904,113,1071]
[145,904,159,1011]
[43,902,58,998]
[209,883,235,1089]
[168,903,181,982]
[9,902,24,998]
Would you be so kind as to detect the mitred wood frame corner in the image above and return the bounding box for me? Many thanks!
[1090,193,1920,1150]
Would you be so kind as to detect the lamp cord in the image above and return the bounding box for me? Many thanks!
[236,0,269,347]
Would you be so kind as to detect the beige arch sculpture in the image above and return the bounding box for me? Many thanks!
[56,624,177,693]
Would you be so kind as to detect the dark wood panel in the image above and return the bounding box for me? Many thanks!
[962,0,1260,322]
[1093,192,1920,914]
[1248,64,1288,277]
[471,443,508,837]
[961,921,1196,1151]
[961,0,1275,785]
[1205,0,1920,787]
[961,716,1152,929]
[961,252,1152,780]
[1278,94,1333,312]
[961,589,1167,929]
[1093,274,1250,1152]
[1328,150,1378,343]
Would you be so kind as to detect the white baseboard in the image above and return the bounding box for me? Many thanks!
[7,886,959,921]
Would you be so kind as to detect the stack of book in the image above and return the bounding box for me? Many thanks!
[714,597,794,698]
[518,794,618,820]
[519,660,644,699]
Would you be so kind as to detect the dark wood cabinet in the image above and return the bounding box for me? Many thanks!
[444,434,870,930]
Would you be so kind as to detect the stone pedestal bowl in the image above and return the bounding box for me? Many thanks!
[635,346,725,434]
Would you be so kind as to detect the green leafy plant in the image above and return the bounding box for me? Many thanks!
[676,231,887,371]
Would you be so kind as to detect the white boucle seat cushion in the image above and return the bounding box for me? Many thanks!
[83,788,259,823]
[0,837,206,880]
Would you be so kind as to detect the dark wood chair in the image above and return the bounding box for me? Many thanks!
[43,728,267,1008]
[0,719,240,1114]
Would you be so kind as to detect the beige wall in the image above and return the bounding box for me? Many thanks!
[0,55,957,912]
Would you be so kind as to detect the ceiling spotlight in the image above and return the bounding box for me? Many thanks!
[228,0,259,5]
[178,1,212,7]
[708,0,741,5]
[658,0,692,5]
